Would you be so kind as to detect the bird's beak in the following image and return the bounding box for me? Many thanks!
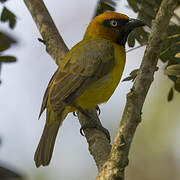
[124,18,145,31]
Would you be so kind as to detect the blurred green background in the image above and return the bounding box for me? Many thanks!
[0,0,180,179]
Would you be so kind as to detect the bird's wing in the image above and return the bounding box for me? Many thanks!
[40,38,114,115]
[38,70,59,119]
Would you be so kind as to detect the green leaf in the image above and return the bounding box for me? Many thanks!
[93,0,116,18]
[0,0,8,2]
[165,64,180,76]
[143,0,162,7]
[1,7,16,29]
[175,53,180,58]
[128,32,136,47]
[0,166,23,180]
[129,27,149,46]
[0,32,17,52]
[160,42,180,63]
[175,77,180,92]
[167,88,174,102]
[0,56,16,63]
[127,0,139,12]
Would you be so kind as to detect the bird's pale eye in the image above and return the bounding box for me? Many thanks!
[110,20,118,27]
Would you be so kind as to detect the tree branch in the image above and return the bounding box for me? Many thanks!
[77,109,111,170]
[97,0,178,179]
[24,0,68,65]
[24,0,111,170]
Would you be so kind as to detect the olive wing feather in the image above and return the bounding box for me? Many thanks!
[39,39,114,115]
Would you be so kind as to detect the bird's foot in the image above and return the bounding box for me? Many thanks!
[80,123,111,143]
[73,112,77,117]
[73,104,111,142]
[96,105,101,116]
[38,38,46,45]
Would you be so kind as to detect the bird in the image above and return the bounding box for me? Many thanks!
[34,12,145,167]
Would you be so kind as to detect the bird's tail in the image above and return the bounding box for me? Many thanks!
[34,103,71,167]
[34,120,61,167]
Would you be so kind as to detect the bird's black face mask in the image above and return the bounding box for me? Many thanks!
[116,18,145,46]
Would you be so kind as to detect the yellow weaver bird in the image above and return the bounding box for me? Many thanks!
[34,12,145,167]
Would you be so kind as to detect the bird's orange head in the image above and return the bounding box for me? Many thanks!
[84,12,145,46]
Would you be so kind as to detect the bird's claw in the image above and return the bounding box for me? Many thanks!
[38,38,46,45]
[73,112,77,117]
[96,106,101,115]
[80,124,111,143]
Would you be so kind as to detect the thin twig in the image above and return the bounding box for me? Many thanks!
[126,44,145,53]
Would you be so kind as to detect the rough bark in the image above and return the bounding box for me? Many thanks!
[96,0,179,179]
[78,109,111,170]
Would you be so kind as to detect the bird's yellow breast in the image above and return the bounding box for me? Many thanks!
[75,43,125,109]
